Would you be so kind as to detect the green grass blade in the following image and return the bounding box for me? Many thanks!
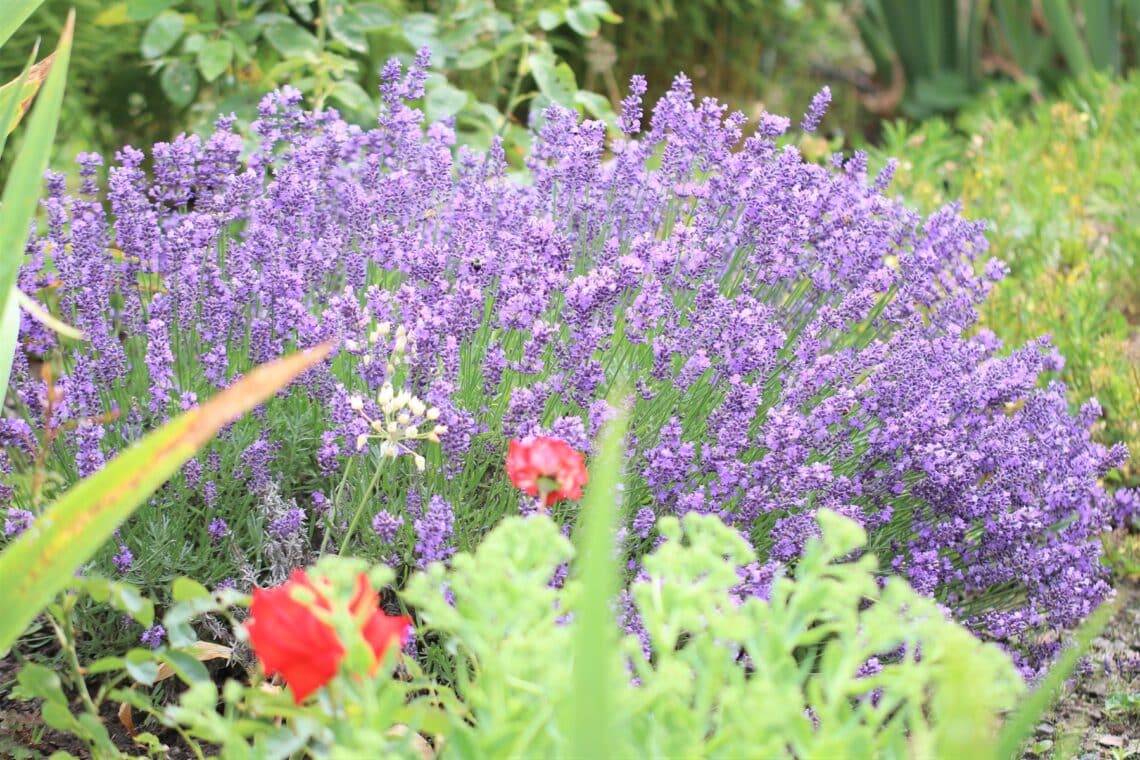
[0,0,45,49]
[1083,0,1121,72]
[570,397,630,760]
[1041,0,1093,76]
[994,599,1117,758]
[0,294,17,394]
[0,342,334,655]
[0,10,73,350]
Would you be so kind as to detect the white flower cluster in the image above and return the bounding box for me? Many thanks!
[349,323,446,471]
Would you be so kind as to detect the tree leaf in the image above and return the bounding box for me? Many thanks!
[160,59,198,108]
[262,20,319,59]
[0,342,334,655]
[197,38,233,81]
[141,11,185,59]
[328,3,369,53]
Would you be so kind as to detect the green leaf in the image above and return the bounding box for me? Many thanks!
[0,43,50,140]
[0,11,72,379]
[15,662,65,702]
[160,60,198,108]
[573,90,613,120]
[0,287,19,396]
[125,649,160,686]
[0,0,45,49]
[283,0,314,22]
[328,3,369,53]
[538,9,563,31]
[263,20,319,58]
[93,2,131,26]
[566,7,601,36]
[353,2,393,30]
[425,81,468,120]
[172,577,211,602]
[329,80,373,114]
[127,0,176,21]
[141,11,184,58]
[0,343,334,655]
[455,47,492,70]
[160,649,210,683]
[570,395,628,760]
[527,51,576,107]
[197,38,233,81]
[84,656,127,675]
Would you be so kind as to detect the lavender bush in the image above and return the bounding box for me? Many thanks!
[2,54,1131,674]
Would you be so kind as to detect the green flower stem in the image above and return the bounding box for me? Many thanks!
[338,457,387,555]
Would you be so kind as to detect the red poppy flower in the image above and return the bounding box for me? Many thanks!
[246,570,412,703]
[506,436,588,507]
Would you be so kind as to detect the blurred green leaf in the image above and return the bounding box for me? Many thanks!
[283,0,314,23]
[0,342,334,655]
[160,59,198,108]
[128,0,177,22]
[93,2,131,26]
[353,2,394,30]
[569,399,628,760]
[329,3,369,53]
[197,38,233,81]
[425,80,468,120]
[329,79,373,114]
[141,11,185,59]
[262,19,319,58]
[455,47,493,70]
[528,50,576,107]
[0,10,72,388]
[0,0,45,49]
[566,7,601,36]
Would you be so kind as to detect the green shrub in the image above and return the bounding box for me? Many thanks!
[870,73,1140,485]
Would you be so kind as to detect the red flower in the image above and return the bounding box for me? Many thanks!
[246,570,412,703]
[506,436,588,507]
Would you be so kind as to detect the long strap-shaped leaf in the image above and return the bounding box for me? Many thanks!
[0,341,334,655]
[0,0,46,49]
[0,8,73,396]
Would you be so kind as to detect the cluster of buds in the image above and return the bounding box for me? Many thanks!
[350,385,447,471]
[344,322,412,374]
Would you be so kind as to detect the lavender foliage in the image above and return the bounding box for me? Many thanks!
[1,57,1130,670]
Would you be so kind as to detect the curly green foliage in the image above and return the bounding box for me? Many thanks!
[404,510,1025,758]
[870,72,1140,485]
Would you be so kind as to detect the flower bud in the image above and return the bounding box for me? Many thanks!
[404,425,419,438]
[413,454,426,472]
[426,407,440,420]
[356,434,369,451]
[349,395,364,412]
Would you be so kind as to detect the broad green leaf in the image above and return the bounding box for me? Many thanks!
[160,59,198,108]
[455,47,493,70]
[0,342,334,655]
[197,38,233,81]
[0,0,45,49]
[141,11,185,59]
[127,0,176,21]
[329,79,373,114]
[566,7,601,36]
[0,11,73,380]
[537,9,563,31]
[328,3,369,53]
[573,90,613,121]
[263,20,319,58]
[353,2,393,30]
[93,2,131,26]
[125,650,160,686]
[283,0,314,22]
[425,81,468,120]
[527,51,576,107]
[172,577,211,602]
[569,397,628,760]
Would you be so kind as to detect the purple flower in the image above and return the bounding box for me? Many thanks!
[414,496,454,568]
[208,517,229,543]
[372,511,404,544]
[800,86,831,132]
[140,624,166,649]
[269,508,305,540]
[632,508,656,539]
[3,508,34,537]
[112,545,134,573]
